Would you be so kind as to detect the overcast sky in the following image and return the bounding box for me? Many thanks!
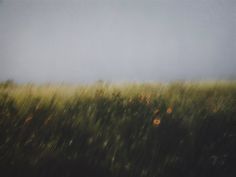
[0,0,235,83]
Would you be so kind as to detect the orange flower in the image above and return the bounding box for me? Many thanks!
[166,107,173,114]
[153,118,161,127]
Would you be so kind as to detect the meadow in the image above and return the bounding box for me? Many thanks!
[0,81,235,177]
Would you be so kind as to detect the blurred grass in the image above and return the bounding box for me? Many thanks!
[0,81,236,177]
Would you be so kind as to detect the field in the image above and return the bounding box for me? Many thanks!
[0,82,235,177]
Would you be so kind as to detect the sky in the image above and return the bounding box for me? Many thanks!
[0,0,235,83]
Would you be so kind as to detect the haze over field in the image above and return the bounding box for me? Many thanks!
[0,0,235,83]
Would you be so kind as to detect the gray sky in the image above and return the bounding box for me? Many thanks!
[0,0,235,83]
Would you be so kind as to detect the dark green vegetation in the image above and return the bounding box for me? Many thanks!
[0,82,236,177]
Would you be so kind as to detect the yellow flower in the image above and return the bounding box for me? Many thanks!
[153,118,161,127]
[166,107,173,114]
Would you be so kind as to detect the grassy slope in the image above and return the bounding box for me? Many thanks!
[0,82,236,177]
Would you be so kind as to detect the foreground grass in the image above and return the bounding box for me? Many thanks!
[0,82,236,177]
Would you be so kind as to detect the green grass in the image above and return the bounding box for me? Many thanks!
[0,82,236,177]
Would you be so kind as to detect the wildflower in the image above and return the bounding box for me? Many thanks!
[153,118,161,127]
[166,107,173,114]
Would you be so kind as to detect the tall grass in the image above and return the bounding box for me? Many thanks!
[0,82,235,177]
